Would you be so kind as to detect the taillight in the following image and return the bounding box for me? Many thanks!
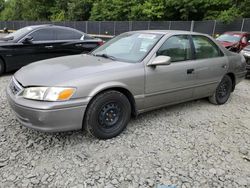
[98,41,104,46]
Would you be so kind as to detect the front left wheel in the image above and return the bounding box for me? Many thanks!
[84,90,131,139]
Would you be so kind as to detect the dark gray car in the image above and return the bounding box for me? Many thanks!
[7,30,247,139]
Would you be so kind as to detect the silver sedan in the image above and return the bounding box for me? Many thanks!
[6,30,247,139]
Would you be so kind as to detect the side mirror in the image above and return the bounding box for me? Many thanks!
[22,36,33,44]
[149,56,171,66]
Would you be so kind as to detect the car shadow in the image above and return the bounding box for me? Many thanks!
[15,98,211,150]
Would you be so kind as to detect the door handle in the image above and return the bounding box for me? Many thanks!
[187,68,195,74]
[75,44,83,47]
[45,45,54,49]
[222,64,227,69]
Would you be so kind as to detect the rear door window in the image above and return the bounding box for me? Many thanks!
[192,35,222,59]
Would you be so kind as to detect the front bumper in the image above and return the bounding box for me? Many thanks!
[6,80,88,132]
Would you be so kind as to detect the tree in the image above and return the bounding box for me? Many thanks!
[67,0,94,21]
[0,0,249,23]
[90,0,144,21]
[130,0,166,21]
[0,0,24,20]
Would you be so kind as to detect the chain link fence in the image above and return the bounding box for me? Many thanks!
[0,19,250,36]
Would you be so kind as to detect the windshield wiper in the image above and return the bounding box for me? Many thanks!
[94,53,117,61]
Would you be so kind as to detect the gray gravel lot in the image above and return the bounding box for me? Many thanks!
[0,74,250,188]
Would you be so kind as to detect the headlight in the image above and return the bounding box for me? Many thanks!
[23,87,76,101]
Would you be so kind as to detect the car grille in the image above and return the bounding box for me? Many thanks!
[9,78,23,95]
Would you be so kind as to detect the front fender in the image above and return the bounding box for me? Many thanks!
[88,81,130,97]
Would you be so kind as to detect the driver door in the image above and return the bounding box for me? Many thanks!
[144,35,196,109]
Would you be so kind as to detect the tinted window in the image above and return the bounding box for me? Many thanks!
[157,35,192,62]
[54,28,82,40]
[29,28,54,41]
[192,35,222,59]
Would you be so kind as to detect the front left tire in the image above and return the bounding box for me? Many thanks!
[84,90,131,139]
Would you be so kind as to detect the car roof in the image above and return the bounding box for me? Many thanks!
[128,30,206,35]
[26,24,83,32]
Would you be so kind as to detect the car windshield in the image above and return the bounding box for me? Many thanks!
[3,27,33,41]
[92,32,163,63]
[216,34,241,43]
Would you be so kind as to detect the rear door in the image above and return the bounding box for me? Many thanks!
[190,35,228,98]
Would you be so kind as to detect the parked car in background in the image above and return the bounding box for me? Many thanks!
[216,31,250,52]
[0,25,103,76]
[7,30,246,139]
[240,45,250,77]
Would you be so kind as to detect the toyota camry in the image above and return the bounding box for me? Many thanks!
[7,30,247,139]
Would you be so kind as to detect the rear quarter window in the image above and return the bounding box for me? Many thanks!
[54,28,83,40]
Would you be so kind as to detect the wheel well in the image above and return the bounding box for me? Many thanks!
[226,72,236,91]
[86,87,138,118]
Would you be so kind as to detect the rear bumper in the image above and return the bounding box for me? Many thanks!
[6,82,87,132]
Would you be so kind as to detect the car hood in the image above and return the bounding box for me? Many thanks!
[15,54,131,87]
[218,41,238,48]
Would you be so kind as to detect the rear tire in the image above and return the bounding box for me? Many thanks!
[0,60,5,76]
[209,75,232,105]
[84,90,131,139]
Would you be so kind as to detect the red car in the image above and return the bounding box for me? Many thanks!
[216,31,250,52]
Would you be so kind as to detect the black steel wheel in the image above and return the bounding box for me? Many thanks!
[84,90,131,139]
[209,75,232,105]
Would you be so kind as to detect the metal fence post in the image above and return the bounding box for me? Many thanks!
[241,18,245,31]
[99,21,101,35]
[74,21,76,29]
[169,21,172,30]
[212,20,217,36]
[147,21,150,30]
[114,21,116,35]
[190,20,194,32]
[85,21,88,34]
[129,21,132,31]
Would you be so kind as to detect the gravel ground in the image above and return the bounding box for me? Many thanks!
[0,74,250,188]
